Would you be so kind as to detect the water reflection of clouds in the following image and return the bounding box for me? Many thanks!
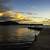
[0,25,40,42]
[16,28,40,41]
[16,28,29,37]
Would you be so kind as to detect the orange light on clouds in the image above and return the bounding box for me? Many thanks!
[15,13,25,20]
[0,13,4,16]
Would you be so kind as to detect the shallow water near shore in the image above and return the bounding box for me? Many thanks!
[0,25,40,42]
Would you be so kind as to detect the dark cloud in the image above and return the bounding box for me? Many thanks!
[0,0,12,12]
[0,0,11,3]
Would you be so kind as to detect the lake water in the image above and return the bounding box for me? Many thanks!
[0,25,40,42]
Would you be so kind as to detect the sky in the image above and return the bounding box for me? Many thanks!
[4,0,50,19]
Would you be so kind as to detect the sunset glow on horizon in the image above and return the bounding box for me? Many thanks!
[0,0,50,19]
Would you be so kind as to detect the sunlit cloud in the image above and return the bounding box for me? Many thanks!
[0,13,3,16]
[0,10,49,25]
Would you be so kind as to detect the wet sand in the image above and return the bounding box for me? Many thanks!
[29,28,50,50]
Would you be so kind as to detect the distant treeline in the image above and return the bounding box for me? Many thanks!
[0,21,43,25]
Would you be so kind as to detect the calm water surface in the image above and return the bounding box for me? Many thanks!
[0,25,40,42]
